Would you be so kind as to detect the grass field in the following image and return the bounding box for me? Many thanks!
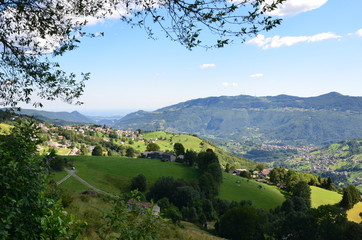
[56,156,283,209]
[219,173,285,210]
[50,171,69,182]
[310,186,342,208]
[347,202,362,223]
[63,156,201,194]
[0,123,12,135]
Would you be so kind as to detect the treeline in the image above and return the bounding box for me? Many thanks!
[269,168,336,191]
[130,149,224,224]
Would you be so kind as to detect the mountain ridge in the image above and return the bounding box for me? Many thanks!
[5,108,95,125]
[115,92,362,145]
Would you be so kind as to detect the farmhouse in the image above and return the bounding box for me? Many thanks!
[127,199,160,216]
[140,151,176,162]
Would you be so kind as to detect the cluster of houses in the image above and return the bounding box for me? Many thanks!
[140,151,177,162]
[230,168,273,183]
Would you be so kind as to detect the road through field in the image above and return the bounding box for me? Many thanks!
[57,168,114,197]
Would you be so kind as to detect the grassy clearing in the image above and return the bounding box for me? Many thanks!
[57,156,283,210]
[50,171,68,182]
[347,202,362,223]
[59,176,90,192]
[142,131,212,152]
[64,156,201,194]
[219,173,285,210]
[310,186,342,208]
[0,123,12,135]
[57,147,71,155]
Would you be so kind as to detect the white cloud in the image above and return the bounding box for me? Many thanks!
[266,0,328,16]
[222,82,238,87]
[199,63,216,69]
[250,73,264,78]
[357,29,362,37]
[247,32,341,49]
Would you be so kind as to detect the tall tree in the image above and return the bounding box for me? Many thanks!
[0,0,285,107]
[0,120,84,239]
[340,184,361,210]
[92,145,103,156]
[130,174,147,192]
[146,142,160,151]
[291,181,311,208]
[218,205,263,240]
[173,143,185,156]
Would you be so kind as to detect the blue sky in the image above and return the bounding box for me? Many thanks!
[23,0,362,115]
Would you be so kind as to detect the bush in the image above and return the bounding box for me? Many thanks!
[130,174,147,192]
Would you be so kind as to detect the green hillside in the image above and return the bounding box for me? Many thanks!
[129,131,255,169]
[219,173,285,210]
[58,156,282,210]
[115,92,362,145]
[64,156,201,194]
[310,186,342,208]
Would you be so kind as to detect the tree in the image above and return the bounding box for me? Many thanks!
[255,163,266,172]
[173,143,185,156]
[80,145,89,155]
[218,205,263,240]
[0,120,84,239]
[240,170,251,179]
[184,149,198,166]
[125,147,135,157]
[130,174,147,192]
[0,0,284,107]
[198,172,219,198]
[270,168,287,185]
[197,149,219,172]
[146,142,160,151]
[340,184,360,210]
[92,145,103,156]
[148,176,176,202]
[291,181,311,208]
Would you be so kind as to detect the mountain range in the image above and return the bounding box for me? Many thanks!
[3,109,95,125]
[114,92,362,145]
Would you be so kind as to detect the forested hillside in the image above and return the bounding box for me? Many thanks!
[115,92,362,145]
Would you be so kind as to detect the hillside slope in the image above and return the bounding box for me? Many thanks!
[115,92,362,145]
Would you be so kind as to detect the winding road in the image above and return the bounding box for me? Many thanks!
[57,168,114,197]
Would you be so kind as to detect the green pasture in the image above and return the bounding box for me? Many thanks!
[63,156,201,194]
[50,171,69,182]
[347,202,362,223]
[142,131,213,152]
[310,186,342,208]
[59,176,90,192]
[219,173,285,210]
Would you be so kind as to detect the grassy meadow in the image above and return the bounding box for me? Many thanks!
[347,202,362,223]
[62,156,201,194]
[219,173,285,210]
[57,156,283,210]
[310,186,342,208]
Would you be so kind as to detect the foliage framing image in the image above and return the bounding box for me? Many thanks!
[0,0,284,108]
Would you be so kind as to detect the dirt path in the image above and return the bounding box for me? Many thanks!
[57,168,115,197]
